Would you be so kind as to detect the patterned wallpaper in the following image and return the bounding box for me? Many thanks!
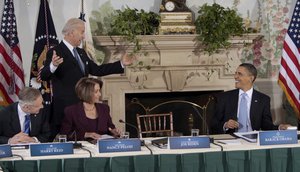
[90,0,295,79]
[241,0,293,79]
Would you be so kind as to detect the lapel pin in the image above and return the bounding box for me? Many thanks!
[254,100,258,102]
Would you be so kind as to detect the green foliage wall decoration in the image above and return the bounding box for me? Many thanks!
[195,3,245,55]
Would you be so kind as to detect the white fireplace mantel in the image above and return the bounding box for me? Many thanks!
[93,34,262,130]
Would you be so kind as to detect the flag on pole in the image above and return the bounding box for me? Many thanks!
[0,0,24,106]
[29,0,58,106]
[278,0,300,117]
[78,0,97,63]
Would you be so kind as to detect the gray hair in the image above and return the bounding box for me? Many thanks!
[18,87,41,107]
[62,18,84,36]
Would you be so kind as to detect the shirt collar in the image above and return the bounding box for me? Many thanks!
[63,39,75,54]
[239,87,253,98]
[17,103,28,117]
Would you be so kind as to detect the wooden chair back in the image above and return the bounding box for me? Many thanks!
[136,112,174,138]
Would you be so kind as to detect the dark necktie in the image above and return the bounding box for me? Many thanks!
[73,48,85,74]
[238,93,248,132]
[24,115,31,134]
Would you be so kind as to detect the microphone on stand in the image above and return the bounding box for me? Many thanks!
[70,131,82,149]
[119,119,145,145]
[119,119,153,154]
[119,119,140,138]
[194,111,223,150]
[69,131,93,157]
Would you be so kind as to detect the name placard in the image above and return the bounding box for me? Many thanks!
[169,136,210,149]
[98,138,141,153]
[0,145,12,158]
[259,130,298,146]
[30,142,73,156]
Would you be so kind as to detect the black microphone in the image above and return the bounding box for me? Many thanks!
[119,119,147,145]
[119,119,141,138]
[119,119,153,154]
[12,154,24,160]
[191,106,215,143]
[70,131,92,157]
[69,131,82,149]
[192,106,210,135]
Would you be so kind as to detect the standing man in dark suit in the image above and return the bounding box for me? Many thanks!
[40,18,134,141]
[210,63,290,134]
[0,87,50,144]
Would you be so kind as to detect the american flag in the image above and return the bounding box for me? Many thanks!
[0,0,24,106]
[278,0,300,117]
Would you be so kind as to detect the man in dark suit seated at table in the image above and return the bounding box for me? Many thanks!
[0,87,50,144]
[210,63,290,134]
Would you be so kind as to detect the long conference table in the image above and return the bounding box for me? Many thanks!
[1,135,300,172]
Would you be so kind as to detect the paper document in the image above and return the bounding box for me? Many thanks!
[99,134,114,140]
[151,137,168,149]
[10,143,34,149]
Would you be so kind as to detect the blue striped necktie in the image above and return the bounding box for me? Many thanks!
[24,115,30,134]
[238,93,248,132]
[73,48,85,74]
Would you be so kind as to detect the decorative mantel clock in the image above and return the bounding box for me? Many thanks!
[159,0,195,34]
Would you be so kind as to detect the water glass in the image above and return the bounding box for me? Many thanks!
[58,135,67,142]
[121,132,130,139]
[191,129,199,136]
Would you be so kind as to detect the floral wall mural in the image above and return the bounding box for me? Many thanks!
[88,0,297,123]
[90,0,295,80]
[241,0,292,79]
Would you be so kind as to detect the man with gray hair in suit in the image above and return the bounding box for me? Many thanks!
[40,18,135,141]
[0,87,50,144]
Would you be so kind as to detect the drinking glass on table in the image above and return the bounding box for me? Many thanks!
[121,132,130,139]
[58,134,67,142]
[191,129,199,136]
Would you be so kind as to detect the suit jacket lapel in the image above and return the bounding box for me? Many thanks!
[232,89,239,120]
[77,103,91,129]
[250,90,260,123]
[60,42,85,75]
[76,48,88,75]
[30,114,38,135]
[11,103,21,133]
[96,105,103,132]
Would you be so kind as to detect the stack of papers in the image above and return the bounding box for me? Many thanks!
[10,143,30,149]
[151,137,168,149]
[233,131,258,143]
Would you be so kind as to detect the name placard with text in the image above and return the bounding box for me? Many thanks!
[169,136,210,149]
[30,142,74,156]
[98,139,141,153]
[259,130,298,146]
[0,145,12,158]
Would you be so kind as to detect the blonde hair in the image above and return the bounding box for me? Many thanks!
[75,77,102,104]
